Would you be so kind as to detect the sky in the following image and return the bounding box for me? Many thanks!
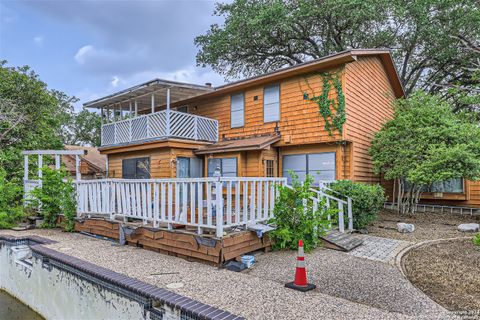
[0,0,226,110]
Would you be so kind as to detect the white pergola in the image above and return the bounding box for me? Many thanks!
[22,149,87,182]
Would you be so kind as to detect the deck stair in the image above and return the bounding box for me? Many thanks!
[320,230,363,252]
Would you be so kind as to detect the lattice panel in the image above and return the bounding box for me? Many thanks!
[132,117,148,141]
[197,118,218,142]
[149,112,167,138]
[170,111,195,139]
[102,124,116,145]
[115,121,131,143]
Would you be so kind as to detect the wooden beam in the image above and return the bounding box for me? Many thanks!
[22,150,86,155]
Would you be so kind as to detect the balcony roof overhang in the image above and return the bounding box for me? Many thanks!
[83,79,213,111]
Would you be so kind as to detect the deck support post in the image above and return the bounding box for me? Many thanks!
[119,103,123,120]
[166,87,171,136]
[100,107,104,125]
[134,100,138,117]
[106,105,110,123]
[129,100,132,117]
[75,155,81,181]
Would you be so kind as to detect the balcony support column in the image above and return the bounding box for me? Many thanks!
[151,93,155,114]
[166,87,171,136]
[100,107,104,125]
[135,99,138,117]
[129,100,132,117]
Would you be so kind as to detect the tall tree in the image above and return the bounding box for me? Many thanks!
[62,109,102,147]
[0,61,73,180]
[195,0,480,102]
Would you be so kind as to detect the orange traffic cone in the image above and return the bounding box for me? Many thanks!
[285,239,316,292]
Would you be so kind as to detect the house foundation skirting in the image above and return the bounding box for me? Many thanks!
[74,218,272,266]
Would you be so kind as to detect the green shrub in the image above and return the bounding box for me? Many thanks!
[473,233,480,247]
[0,168,24,229]
[269,172,334,252]
[328,180,386,229]
[30,167,76,231]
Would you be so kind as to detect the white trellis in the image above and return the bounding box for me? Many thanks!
[22,149,86,202]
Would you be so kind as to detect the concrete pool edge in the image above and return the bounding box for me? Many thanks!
[0,235,243,320]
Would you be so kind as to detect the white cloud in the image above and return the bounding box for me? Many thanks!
[74,45,94,64]
[33,35,43,45]
[110,76,120,88]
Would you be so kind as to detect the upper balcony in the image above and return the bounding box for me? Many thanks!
[84,79,218,148]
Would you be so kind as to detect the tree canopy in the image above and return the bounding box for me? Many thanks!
[370,91,480,213]
[0,61,101,181]
[195,0,480,108]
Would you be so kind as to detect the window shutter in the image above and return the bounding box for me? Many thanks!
[231,93,244,128]
[264,85,280,122]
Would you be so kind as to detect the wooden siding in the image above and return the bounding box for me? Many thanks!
[190,69,343,146]
[344,56,396,184]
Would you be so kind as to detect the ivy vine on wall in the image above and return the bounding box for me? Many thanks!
[305,72,346,136]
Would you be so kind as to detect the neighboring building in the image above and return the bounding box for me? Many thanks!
[63,145,106,179]
[85,49,404,197]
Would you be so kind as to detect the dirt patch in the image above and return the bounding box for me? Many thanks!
[368,209,480,242]
[403,239,480,311]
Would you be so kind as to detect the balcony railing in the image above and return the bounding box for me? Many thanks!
[101,110,218,146]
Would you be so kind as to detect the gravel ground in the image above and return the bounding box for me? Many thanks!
[403,239,480,312]
[0,229,458,320]
[368,209,480,242]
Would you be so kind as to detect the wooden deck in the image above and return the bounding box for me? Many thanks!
[74,218,271,266]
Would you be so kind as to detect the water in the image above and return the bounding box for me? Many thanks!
[0,290,44,320]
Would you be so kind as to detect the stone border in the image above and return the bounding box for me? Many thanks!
[0,235,243,320]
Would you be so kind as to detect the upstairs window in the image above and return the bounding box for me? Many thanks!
[122,157,150,179]
[208,158,238,177]
[230,93,244,128]
[264,84,280,122]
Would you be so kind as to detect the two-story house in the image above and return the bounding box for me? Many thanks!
[85,49,404,190]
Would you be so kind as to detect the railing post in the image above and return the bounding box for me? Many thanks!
[215,181,224,238]
[146,114,150,138]
[338,201,345,233]
[166,88,171,137]
[194,117,198,140]
[347,197,353,231]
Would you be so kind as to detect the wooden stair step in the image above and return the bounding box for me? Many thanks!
[320,231,363,252]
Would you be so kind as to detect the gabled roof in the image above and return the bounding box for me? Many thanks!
[64,145,106,172]
[178,49,404,105]
[194,135,281,154]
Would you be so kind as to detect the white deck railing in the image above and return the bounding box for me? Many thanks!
[101,110,219,146]
[310,188,353,233]
[75,177,286,237]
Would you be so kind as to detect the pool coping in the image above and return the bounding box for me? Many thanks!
[0,235,243,320]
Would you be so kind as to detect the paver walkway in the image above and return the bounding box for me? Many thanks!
[348,235,412,264]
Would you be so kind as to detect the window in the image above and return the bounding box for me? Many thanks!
[282,152,336,185]
[122,157,150,179]
[230,93,244,128]
[176,157,203,178]
[175,106,188,113]
[265,160,275,177]
[429,178,464,193]
[416,178,464,193]
[264,84,280,122]
[208,158,237,177]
